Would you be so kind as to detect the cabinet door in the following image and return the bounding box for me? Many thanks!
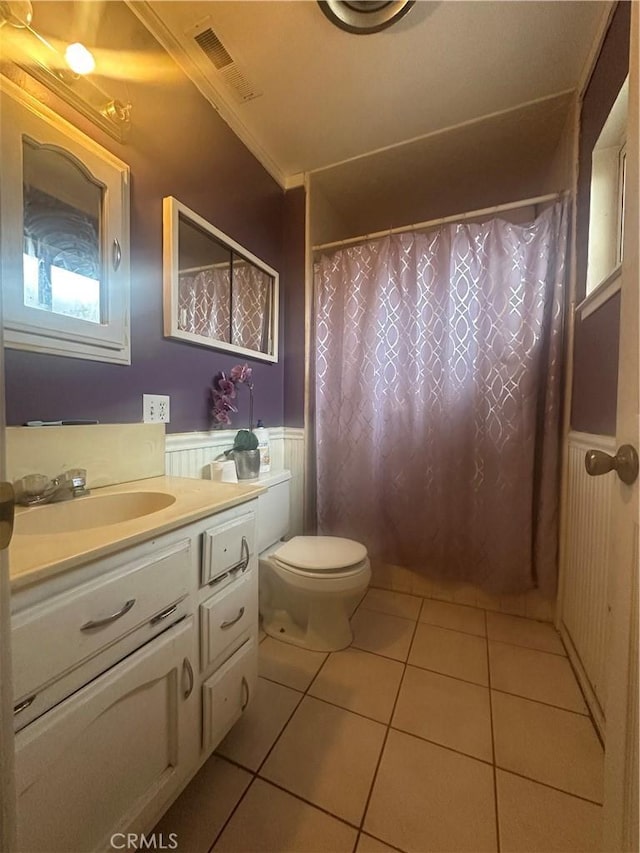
[15,617,198,853]
[202,637,257,755]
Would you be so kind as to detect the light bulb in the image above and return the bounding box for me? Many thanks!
[64,42,95,75]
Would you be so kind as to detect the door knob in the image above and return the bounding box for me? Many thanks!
[585,445,639,485]
[0,482,15,550]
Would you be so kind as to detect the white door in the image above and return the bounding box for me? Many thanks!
[15,616,198,853]
[0,177,17,850]
[602,5,639,849]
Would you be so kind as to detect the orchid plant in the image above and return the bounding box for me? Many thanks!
[211,364,258,451]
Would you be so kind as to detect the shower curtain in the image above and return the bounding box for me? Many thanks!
[314,202,568,596]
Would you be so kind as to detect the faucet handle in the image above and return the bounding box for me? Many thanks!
[58,468,87,487]
[14,474,55,506]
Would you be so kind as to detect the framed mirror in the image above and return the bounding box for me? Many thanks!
[163,196,279,362]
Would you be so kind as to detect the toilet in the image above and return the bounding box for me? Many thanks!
[257,471,371,652]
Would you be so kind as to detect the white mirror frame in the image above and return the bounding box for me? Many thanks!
[162,196,279,363]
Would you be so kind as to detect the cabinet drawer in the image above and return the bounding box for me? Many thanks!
[202,637,257,753]
[202,512,255,586]
[200,569,257,672]
[13,539,191,702]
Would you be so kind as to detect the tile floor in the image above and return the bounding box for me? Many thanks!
[155,588,604,853]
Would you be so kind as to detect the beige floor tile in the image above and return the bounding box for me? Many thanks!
[497,769,602,852]
[258,636,327,691]
[492,691,603,802]
[216,676,302,770]
[261,695,386,824]
[351,607,415,661]
[356,833,402,852]
[309,647,404,723]
[429,577,458,602]
[489,641,587,713]
[153,756,252,853]
[214,779,357,852]
[420,598,486,637]
[392,665,493,761]
[486,612,565,655]
[409,622,489,685]
[364,729,497,852]
[360,587,423,620]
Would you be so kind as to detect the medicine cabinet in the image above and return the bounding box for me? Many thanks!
[0,77,130,364]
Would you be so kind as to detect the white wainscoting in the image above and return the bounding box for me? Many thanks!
[559,430,616,737]
[165,428,305,537]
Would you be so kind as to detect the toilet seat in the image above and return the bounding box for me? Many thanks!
[273,536,367,573]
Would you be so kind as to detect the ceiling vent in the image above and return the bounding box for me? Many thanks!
[190,22,262,104]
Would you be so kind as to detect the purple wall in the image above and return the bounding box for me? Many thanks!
[571,1,630,436]
[282,187,307,428]
[3,3,305,434]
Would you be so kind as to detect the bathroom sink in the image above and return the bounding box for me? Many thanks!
[14,491,176,536]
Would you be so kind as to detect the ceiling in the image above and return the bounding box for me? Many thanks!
[134,0,607,185]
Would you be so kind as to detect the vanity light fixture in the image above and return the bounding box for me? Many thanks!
[64,42,95,76]
[0,0,131,142]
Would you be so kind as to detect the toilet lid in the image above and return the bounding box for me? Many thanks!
[274,536,367,572]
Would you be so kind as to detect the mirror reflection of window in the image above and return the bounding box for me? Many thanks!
[22,138,103,323]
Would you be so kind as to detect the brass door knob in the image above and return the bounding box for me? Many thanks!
[585,445,639,485]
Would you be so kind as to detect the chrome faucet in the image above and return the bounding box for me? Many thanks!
[15,469,90,506]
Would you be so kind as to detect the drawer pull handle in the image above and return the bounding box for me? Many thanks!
[221,607,245,630]
[183,657,194,700]
[81,598,136,631]
[229,537,250,575]
[150,603,178,626]
[14,695,36,716]
[241,676,250,711]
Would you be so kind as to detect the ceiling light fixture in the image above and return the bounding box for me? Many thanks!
[64,42,95,76]
[1,1,131,141]
[317,1,415,34]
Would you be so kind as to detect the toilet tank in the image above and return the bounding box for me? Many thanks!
[256,470,292,553]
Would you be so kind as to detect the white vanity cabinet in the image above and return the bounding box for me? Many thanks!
[15,617,196,853]
[11,496,260,853]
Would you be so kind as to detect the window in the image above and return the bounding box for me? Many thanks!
[585,77,628,298]
[0,78,130,364]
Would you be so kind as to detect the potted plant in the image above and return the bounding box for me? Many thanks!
[211,365,260,480]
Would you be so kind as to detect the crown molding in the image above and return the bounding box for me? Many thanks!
[125,0,288,190]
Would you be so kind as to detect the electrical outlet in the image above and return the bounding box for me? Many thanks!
[143,394,170,424]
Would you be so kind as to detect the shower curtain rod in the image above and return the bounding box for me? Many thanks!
[312,191,567,253]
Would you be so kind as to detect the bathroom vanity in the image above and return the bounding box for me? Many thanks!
[9,477,263,853]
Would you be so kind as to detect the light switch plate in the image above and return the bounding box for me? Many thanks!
[143,394,170,423]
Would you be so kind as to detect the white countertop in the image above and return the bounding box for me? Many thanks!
[9,476,266,591]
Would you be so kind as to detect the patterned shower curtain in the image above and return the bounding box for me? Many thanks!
[314,202,568,596]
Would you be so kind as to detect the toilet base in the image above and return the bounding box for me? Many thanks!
[262,608,353,653]
[259,556,371,653]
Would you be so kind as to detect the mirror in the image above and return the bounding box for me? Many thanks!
[23,138,104,324]
[163,196,279,362]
